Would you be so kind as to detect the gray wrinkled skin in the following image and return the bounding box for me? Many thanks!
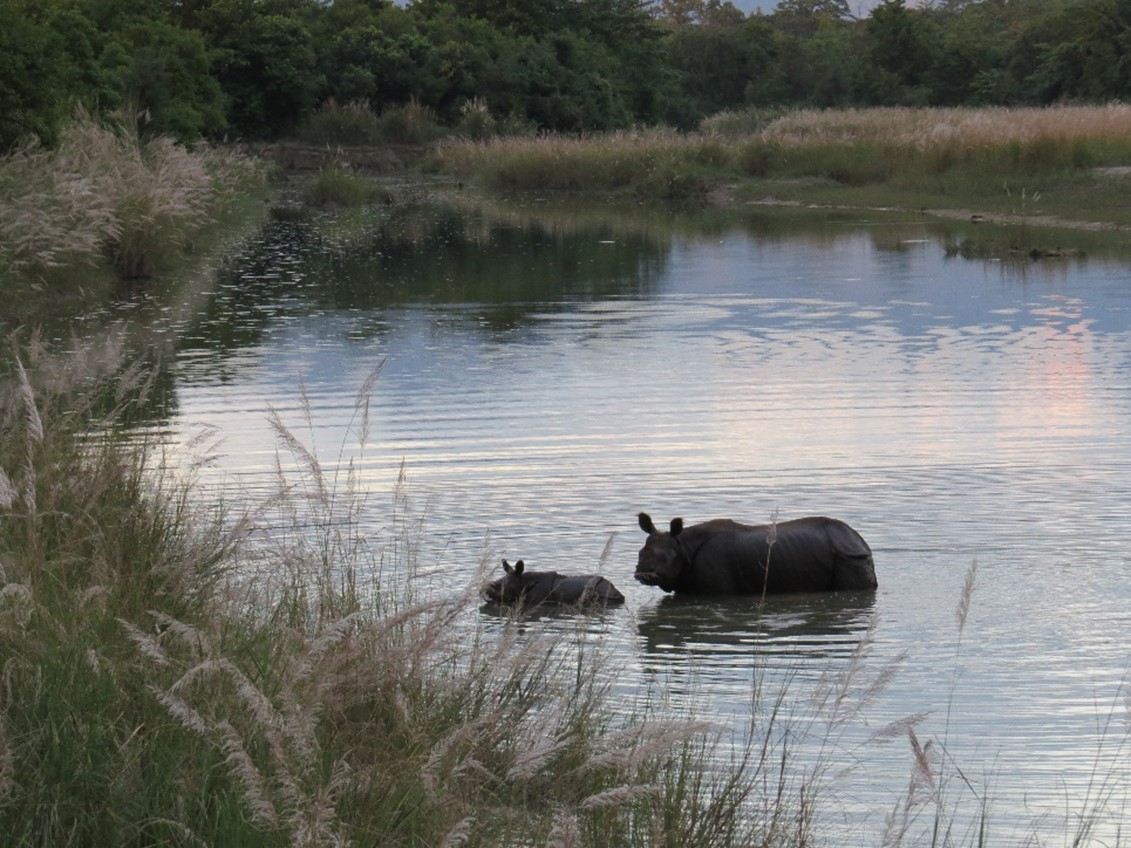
[635,512,877,595]
[484,559,626,607]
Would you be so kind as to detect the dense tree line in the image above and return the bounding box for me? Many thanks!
[2,0,1130,152]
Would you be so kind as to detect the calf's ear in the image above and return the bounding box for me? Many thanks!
[514,560,525,575]
[502,558,514,574]
[670,518,684,536]
[638,512,656,534]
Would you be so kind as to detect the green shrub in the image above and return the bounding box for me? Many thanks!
[736,140,783,177]
[298,99,384,146]
[377,98,447,146]
[304,164,391,207]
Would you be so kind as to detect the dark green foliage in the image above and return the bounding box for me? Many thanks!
[666,17,781,119]
[0,1,101,150]
[6,0,1131,150]
[1025,0,1131,102]
[866,0,936,94]
[102,18,227,141]
[195,0,324,139]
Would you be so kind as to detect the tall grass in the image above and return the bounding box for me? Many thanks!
[298,99,387,147]
[303,164,392,208]
[430,128,730,201]
[430,105,1131,204]
[298,98,450,148]
[0,110,266,282]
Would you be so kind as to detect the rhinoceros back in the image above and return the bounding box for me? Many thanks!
[679,516,876,594]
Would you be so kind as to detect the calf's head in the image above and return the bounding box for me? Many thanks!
[634,513,687,591]
[483,559,526,603]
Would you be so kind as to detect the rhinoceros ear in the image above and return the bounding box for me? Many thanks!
[638,512,656,534]
[670,518,684,537]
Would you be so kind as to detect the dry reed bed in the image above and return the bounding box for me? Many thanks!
[755,104,1131,147]
[431,105,1131,194]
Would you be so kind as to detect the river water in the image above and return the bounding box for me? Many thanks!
[142,190,1131,845]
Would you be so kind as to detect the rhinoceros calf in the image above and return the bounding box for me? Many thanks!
[483,559,626,607]
[635,512,877,595]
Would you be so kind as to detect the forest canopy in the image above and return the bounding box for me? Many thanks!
[2,0,1129,152]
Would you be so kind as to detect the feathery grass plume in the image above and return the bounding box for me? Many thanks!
[775,614,917,844]
[141,618,362,847]
[549,811,581,848]
[596,531,617,571]
[0,715,12,799]
[0,468,15,509]
[879,730,940,847]
[813,617,906,726]
[0,132,118,277]
[151,685,212,736]
[0,581,33,639]
[956,557,977,640]
[878,561,995,848]
[352,361,384,448]
[14,357,43,448]
[506,734,573,781]
[118,618,171,667]
[421,712,503,795]
[440,814,477,848]
[573,720,714,776]
[579,784,659,810]
[218,721,280,828]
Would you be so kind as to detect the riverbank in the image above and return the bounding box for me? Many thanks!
[0,113,269,330]
[427,105,1131,238]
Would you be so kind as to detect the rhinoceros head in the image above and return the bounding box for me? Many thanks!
[483,559,526,603]
[634,513,687,591]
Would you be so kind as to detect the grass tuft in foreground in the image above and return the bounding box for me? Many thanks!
[0,349,779,847]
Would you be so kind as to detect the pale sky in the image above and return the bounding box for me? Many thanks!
[739,0,921,16]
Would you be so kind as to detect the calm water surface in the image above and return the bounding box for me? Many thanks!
[150,193,1131,844]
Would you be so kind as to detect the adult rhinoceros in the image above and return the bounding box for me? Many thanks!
[483,559,626,607]
[634,512,877,595]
